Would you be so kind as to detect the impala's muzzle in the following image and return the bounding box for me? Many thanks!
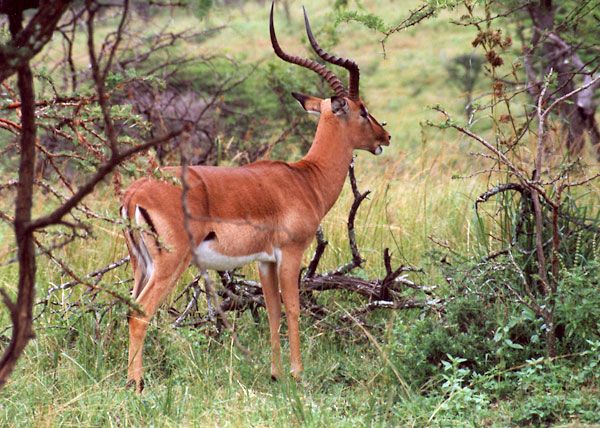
[371,130,391,155]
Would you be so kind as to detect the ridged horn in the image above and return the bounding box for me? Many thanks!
[303,6,360,100]
[270,1,346,98]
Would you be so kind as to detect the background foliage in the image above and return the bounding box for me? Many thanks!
[0,0,598,425]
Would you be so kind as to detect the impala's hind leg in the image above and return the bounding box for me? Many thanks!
[127,254,190,393]
[258,261,282,379]
[278,247,303,379]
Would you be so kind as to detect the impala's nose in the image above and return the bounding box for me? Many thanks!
[382,133,391,146]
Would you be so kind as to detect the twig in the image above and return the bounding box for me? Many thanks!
[173,276,201,327]
[305,226,327,279]
[46,256,130,295]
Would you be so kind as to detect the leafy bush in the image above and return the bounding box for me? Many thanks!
[390,246,600,389]
[508,353,600,425]
[555,259,600,354]
[391,297,491,387]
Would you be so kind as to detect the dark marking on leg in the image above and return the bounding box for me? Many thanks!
[203,231,216,241]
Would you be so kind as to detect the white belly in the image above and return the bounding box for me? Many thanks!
[194,240,277,271]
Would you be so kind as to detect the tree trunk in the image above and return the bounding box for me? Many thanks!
[527,0,600,158]
[0,9,38,388]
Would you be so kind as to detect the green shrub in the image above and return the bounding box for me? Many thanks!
[388,257,600,388]
[390,295,500,387]
[555,260,600,354]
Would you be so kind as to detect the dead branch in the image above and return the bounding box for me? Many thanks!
[328,160,369,276]
[475,183,525,208]
[0,1,73,84]
[46,256,130,296]
[304,226,327,279]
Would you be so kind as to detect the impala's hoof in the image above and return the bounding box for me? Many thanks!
[271,363,281,381]
[270,369,280,381]
[290,362,303,381]
[126,378,144,393]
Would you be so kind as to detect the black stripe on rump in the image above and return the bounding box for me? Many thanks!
[127,230,139,250]
[138,206,162,252]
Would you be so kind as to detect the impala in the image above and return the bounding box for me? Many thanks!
[120,2,391,392]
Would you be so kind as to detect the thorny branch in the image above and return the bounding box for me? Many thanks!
[379,4,436,58]
[0,1,74,84]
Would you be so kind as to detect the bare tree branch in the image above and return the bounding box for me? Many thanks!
[0,1,73,84]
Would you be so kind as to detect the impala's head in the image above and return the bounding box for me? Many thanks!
[269,2,391,155]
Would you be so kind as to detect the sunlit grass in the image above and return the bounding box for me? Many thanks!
[2,1,600,426]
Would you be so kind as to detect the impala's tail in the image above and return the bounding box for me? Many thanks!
[121,186,162,298]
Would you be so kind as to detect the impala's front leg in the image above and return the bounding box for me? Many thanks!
[258,261,282,379]
[279,247,304,379]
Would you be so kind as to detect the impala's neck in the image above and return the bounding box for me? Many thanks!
[301,117,354,216]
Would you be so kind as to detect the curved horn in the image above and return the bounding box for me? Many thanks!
[270,2,346,98]
[303,6,360,100]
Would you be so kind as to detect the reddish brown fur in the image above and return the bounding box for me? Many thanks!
[122,93,390,392]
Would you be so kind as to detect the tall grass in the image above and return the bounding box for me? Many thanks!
[1,0,599,426]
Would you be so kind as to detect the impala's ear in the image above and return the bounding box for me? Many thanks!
[330,96,349,115]
[292,92,322,114]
